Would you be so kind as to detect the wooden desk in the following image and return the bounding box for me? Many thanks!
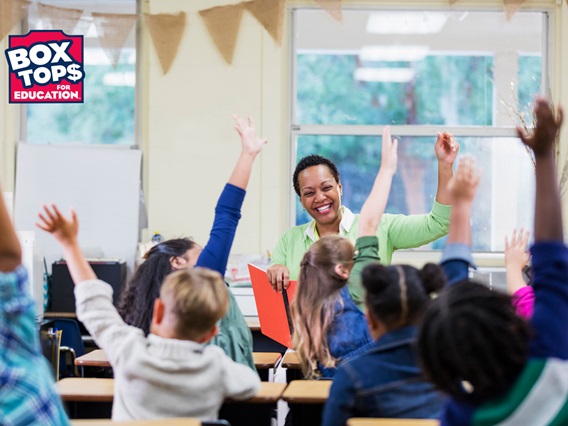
[282,350,303,382]
[57,378,114,402]
[283,380,332,426]
[75,350,110,368]
[76,351,282,381]
[72,419,200,425]
[245,317,261,331]
[44,311,77,319]
[221,382,286,426]
[252,351,281,381]
[347,420,439,426]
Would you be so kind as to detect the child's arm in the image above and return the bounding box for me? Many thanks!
[358,126,397,237]
[37,206,139,365]
[221,352,261,400]
[517,98,568,358]
[195,115,267,275]
[347,127,397,309]
[440,155,481,285]
[0,187,21,272]
[505,228,530,295]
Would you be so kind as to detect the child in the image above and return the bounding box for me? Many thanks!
[0,184,69,424]
[505,228,534,318]
[322,248,447,422]
[418,97,568,425]
[37,120,265,420]
[117,115,265,370]
[291,127,398,378]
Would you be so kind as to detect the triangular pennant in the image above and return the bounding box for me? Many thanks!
[144,12,186,75]
[504,0,525,21]
[0,0,30,42]
[199,3,245,64]
[91,12,137,68]
[245,0,284,45]
[315,0,342,22]
[38,4,84,35]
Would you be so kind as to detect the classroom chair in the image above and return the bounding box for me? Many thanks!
[53,318,86,378]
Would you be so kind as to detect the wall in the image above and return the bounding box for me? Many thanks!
[141,0,287,256]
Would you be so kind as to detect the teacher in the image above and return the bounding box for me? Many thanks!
[267,128,459,292]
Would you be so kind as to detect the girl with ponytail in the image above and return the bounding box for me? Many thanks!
[292,127,402,378]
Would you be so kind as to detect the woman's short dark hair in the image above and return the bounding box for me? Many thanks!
[417,280,531,402]
[117,238,196,335]
[362,263,445,330]
[293,155,340,196]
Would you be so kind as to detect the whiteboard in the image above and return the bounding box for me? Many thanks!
[14,143,141,273]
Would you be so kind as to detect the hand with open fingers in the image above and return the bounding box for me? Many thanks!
[381,126,398,176]
[435,131,460,166]
[233,114,268,156]
[266,264,290,293]
[505,228,530,272]
[517,97,564,157]
[36,204,78,246]
[447,155,481,204]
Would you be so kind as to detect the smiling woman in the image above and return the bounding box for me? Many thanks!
[267,130,458,292]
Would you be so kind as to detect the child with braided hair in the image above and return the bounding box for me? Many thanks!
[418,97,568,425]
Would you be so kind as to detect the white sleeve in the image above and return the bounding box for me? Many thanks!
[221,354,261,400]
[74,279,143,367]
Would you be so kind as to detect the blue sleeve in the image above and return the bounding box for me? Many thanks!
[529,242,568,359]
[321,366,357,426]
[0,266,39,352]
[195,184,246,276]
[440,243,476,286]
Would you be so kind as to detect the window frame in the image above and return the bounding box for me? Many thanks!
[288,6,551,258]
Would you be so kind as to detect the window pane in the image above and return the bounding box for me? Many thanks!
[26,2,136,145]
[27,49,135,145]
[295,10,544,126]
[295,135,535,251]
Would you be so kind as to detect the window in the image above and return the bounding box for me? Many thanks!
[292,9,546,251]
[24,1,137,145]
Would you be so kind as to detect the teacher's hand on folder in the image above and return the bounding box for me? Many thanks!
[267,264,290,292]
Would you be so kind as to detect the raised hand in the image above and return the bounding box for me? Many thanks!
[517,97,563,157]
[233,114,268,157]
[446,155,481,204]
[435,131,459,166]
[381,126,398,176]
[505,228,530,271]
[36,204,78,247]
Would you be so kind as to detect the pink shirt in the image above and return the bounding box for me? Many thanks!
[512,286,535,319]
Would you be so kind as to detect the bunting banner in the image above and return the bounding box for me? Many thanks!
[504,0,525,21]
[245,0,285,45]
[91,12,137,68]
[144,12,186,75]
[199,3,245,64]
[315,0,343,22]
[1,0,30,42]
[38,3,84,35]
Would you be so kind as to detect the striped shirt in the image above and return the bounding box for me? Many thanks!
[442,242,568,426]
[0,266,69,426]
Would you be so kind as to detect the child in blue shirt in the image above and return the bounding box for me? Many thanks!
[0,181,69,425]
[418,98,568,425]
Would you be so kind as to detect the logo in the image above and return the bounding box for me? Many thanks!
[5,30,85,103]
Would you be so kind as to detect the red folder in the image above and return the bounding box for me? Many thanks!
[248,264,297,348]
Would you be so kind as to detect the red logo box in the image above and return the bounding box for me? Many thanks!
[5,30,84,103]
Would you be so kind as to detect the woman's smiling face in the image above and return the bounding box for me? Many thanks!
[298,165,343,227]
